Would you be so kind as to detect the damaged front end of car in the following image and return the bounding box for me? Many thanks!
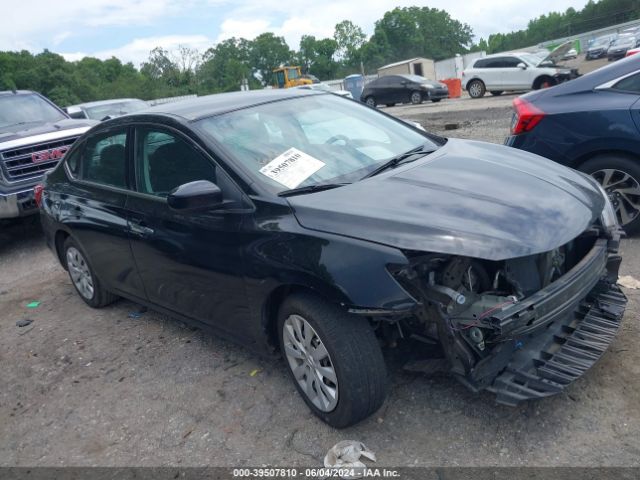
[388,223,626,406]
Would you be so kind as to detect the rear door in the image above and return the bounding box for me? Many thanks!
[125,125,254,337]
[474,58,502,89]
[63,127,146,299]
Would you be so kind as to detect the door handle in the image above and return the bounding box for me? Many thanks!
[128,219,154,236]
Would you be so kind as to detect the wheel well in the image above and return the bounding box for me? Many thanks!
[571,149,639,170]
[54,230,70,269]
[533,75,554,89]
[262,284,329,351]
[466,78,483,90]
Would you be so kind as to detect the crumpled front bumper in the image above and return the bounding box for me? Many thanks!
[462,237,627,405]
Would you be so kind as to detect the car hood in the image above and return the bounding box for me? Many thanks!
[288,139,604,261]
[0,118,96,144]
[539,41,574,65]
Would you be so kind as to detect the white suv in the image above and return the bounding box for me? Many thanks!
[462,45,576,98]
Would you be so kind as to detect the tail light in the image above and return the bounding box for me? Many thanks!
[34,184,44,208]
[511,97,545,135]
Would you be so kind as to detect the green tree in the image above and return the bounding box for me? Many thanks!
[333,20,366,67]
[248,32,292,86]
[297,35,338,80]
[197,38,252,92]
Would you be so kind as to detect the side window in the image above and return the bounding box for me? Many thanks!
[81,130,127,188]
[613,73,640,93]
[65,143,82,178]
[503,57,522,68]
[488,58,509,68]
[135,127,216,197]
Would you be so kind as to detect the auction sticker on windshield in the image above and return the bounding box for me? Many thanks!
[259,148,325,189]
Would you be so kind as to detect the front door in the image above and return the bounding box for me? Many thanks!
[125,125,253,337]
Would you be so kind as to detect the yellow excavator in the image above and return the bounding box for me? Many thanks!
[272,66,312,88]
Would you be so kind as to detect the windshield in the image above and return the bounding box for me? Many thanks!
[402,74,427,83]
[591,38,610,47]
[84,100,147,120]
[196,94,439,192]
[612,36,635,47]
[0,93,66,129]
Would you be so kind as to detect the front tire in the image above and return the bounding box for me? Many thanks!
[467,79,485,98]
[365,96,376,108]
[63,237,118,308]
[579,155,640,234]
[278,292,387,428]
[490,90,503,96]
[533,76,557,89]
[410,91,423,104]
[431,98,442,103]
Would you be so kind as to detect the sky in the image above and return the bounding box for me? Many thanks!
[0,0,590,66]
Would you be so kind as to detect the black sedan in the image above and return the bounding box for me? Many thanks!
[505,55,640,233]
[360,74,448,107]
[39,89,626,427]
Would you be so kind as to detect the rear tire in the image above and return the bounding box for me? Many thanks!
[490,90,503,96]
[467,79,486,98]
[579,154,640,234]
[410,91,423,104]
[63,237,118,308]
[278,292,387,428]
[365,96,376,108]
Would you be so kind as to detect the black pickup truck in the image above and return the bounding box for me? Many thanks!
[0,90,95,219]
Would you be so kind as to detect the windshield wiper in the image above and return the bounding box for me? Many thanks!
[278,182,350,197]
[362,144,436,179]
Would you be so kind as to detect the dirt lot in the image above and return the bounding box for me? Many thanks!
[1,78,640,468]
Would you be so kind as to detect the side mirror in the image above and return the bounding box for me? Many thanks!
[167,180,223,211]
[517,62,527,69]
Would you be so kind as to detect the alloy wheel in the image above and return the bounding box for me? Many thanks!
[283,314,339,412]
[411,92,422,104]
[66,246,94,300]
[592,168,640,226]
[469,82,482,98]
[366,97,375,107]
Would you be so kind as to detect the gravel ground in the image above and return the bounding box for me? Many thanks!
[1,73,639,468]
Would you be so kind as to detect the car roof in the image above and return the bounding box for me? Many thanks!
[138,88,323,121]
[478,52,526,59]
[0,90,38,96]
[68,98,144,109]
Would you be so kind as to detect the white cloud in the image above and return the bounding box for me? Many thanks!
[0,0,185,51]
[213,0,590,48]
[62,35,213,66]
[216,19,271,42]
[1,0,592,62]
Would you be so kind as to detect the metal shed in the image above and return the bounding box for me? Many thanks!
[377,57,436,80]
